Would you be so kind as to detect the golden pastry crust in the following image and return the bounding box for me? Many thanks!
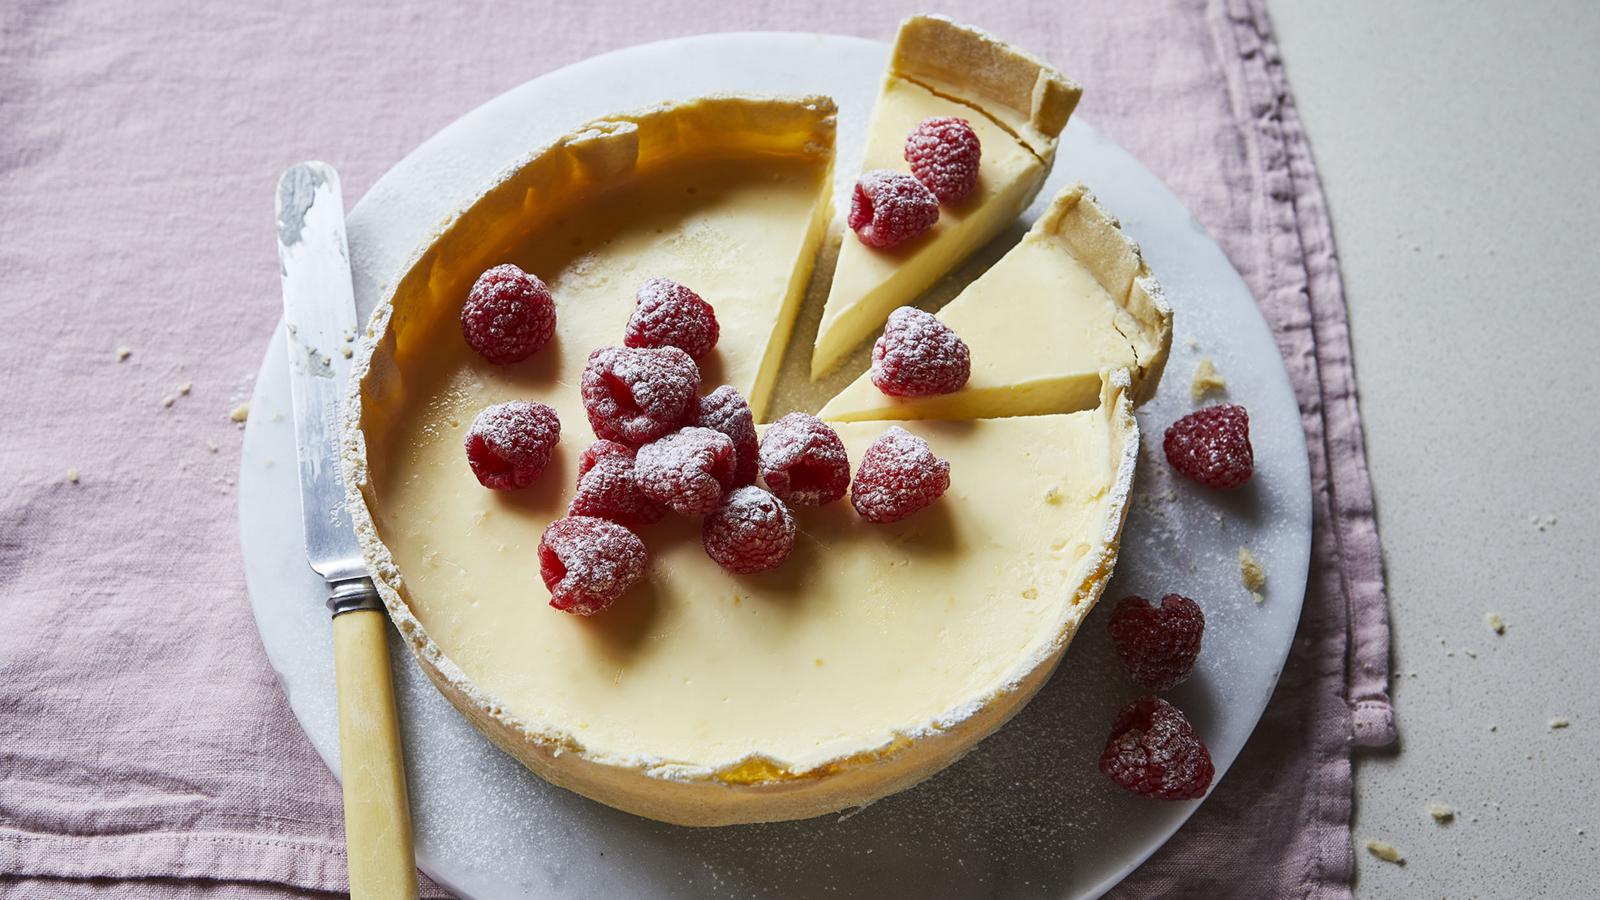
[890,14,1082,158]
[1030,183,1175,405]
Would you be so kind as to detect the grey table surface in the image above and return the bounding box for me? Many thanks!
[1268,1,1599,895]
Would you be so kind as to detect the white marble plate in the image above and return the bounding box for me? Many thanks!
[240,32,1312,899]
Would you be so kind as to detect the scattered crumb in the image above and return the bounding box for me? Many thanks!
[1529,514,1558,532]
[1365,840,1404,864]
[206,439,218,453]
[1550,717,1571,730]
[229,402,250,423]
[1238,547,1266,603]
[1490,724,1498,732]
[1190,357,1227,402]
[1486,612,1505,635]
[1464,648,1477,659]
[178,381,192,396]
[1021,587,1038,600]
[1428,803,1455,823]
[116,346,131,361]
[1044,487,1062,504]
[65,468,79,484]
[161,395,175,408]
[1184,335,1199,351]
[341,346,353,359]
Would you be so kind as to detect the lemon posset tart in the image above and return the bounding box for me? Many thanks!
[811,15,1082,378]
[820,183,1174,422]
[345,46,1157,827]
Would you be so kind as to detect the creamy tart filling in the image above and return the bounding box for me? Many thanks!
[820,183,1173,422]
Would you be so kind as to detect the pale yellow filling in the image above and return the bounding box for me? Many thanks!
[820,236,1139,422]
[374,404,1123,772]
[811,78,1046,378]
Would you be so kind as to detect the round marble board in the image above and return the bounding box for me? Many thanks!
[240,31,1312,900]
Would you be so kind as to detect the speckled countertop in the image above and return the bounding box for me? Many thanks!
[1269,0,1600,894]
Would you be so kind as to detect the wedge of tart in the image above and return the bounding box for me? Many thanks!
[820,183,1174,422]
[810,14,1082,378]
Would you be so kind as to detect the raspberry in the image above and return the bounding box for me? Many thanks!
[623,277,720,360]
[904,117,981,204]
[870,306,971,397]
[538,516,647,616]
[580,346,700,445]
[758,413,850,507]
[1163,404,1254,490]
[568,440,665,529]
[634,427,737,517]
[690,385,759,486]
[1108,594,1206,691]
[460,264,556,364]
[463,401,560,490]
[848,170,939,249]
[1098,696,1214,800]
[702,486,796,574]
[849,427,951,523]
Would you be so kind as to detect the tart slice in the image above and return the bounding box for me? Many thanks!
[820,183,1173,422]
[810,15,1082,378]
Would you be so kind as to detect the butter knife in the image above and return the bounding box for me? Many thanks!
[276,161,419,899]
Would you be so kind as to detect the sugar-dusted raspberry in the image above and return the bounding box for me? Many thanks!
[690,385,759,486]
[460,264,556,364]
[580,346,700,445]
[1098,696,1214,801]
[538,516,646,616]
[635,427,736,517]
[849,426,950,523]
[702,486,796,574]
[848,170,939,249]
[758,413,850,507]
[870,306,971,397]
[904,117,981,204]
[1164,404,1254,490]
[623,277,720,360]
[568,440,665,529]
[1108,594,1206,691]
[463,401,560,490]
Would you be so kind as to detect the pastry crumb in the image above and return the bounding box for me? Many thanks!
[1428,803,1455,823]
[1550,717,1571,730]
[1238,547,1266,602]
[1021,587,1038,600]
[1486,612,1505,635]
[1364,840,1404,864]
[65,468,79,484]
[116,346,131,361]
[161,395,175,408]
[229,402,250,423]
[341,346,353,359]
[1043,487,1062,504]
[1184,335,1199,350]
[1463,648,1478,659]
[1190,357,1227,401]
[178,381,192,396]
[206,439,218,453]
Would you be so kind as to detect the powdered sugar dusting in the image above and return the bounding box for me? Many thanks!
[634,426,736,517]
[848,169,939,248]
[538,516,647,616]
[870,306,971,397]
[702,485,796,574]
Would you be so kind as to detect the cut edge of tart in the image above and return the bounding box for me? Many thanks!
[819,182,1174,422]
[810,14,1083,379]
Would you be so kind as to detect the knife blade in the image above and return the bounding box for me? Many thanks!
[276,161,419,898]
[276,161,368,587]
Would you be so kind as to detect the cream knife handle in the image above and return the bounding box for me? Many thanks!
[331,584,419,899]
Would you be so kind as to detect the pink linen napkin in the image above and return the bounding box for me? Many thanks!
[0,0,1392,896]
